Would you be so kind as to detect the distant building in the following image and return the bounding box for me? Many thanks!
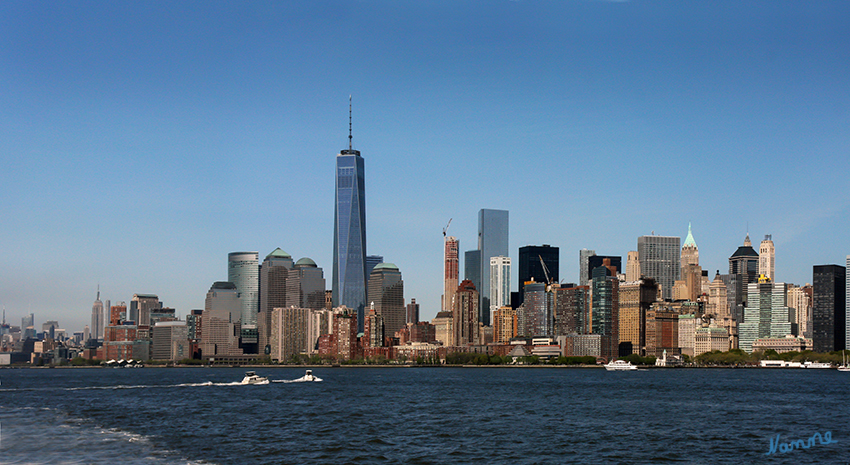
[130,293,161,339]
[443,237,459,313]
[259,248,294,355]
[453,280,480,346]
[365,255,384,281]
[812,264,846,352]
[517,245,558,306]
[489,256,511,322]
[200,282,242,357]
[618,277,658,356]
[752,336,811,354]
[626,251,640,283]
[151,321,189,361]
[229,251,259,352]
[638,235,680,300]
[367,263,405,337]
[493,306,517,343]
[286,258,326,310]
[363,303,384,348]
[677,314,698,357]
[464,249,481,305]
[729,234,759,292]
[646,303,679,358]
[694,324,730,356]
[521,281,549,337]
[560,333,602,358]
[432,311,454,347]
[269,306,311,362]
[759,235,775,282]
[477,209,509,326]
[579,249,596,286]
[406,298,420,325]
[591,261,619,361]
[738,278,793,353]
[91,288,104,342]
[552,284,590,336]
[787,284,812,338]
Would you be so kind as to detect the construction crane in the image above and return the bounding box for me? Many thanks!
[539,255,554,285]
[442,218,452,237]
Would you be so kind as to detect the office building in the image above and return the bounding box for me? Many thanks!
[228,251,259,350]
[517,245,559,306]
[453,280,480,346]
[200,282,242,357]
[591,261,619,361]
[586,256,622,283]
[618,277,658,356]
[259,248,293,354]
[91,287,103,341]
[432,311,454,347]
[493,306,517,343]
[363,302,384,348]
[729,234,760,292]
[579,249,596,286]
[812,264,846,352]
[444,237,459,313]
[367,263,405,338]
[406,298,420,325]
[151,321,189,361]
[286,258,327,311]
[638,235,680,301]
[332,112,368,332]
[646,303,680,358]
[464,249,481,304]
[269,306,311,362]
[738,277,793,353]
[759,235,775,282]
[521,281,549,337]
[366,255,383,280]
[552,284,590,336]
[626,251,640,282]
[130,294,161,328]
[490,256,511,320]
[477,209,509,326]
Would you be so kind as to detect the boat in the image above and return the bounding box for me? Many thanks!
[604,360,638,371]
[240,371,269,385]
[294,369,322,382]
[838,352,850,372]
[800,361,832,369]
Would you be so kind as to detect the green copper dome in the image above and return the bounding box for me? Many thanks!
[295,257,317,267]
[266,248,291,259]
[372,262,399,271]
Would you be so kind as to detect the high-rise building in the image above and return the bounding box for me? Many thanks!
[490,256,511,321]
[618,277,658,356]
[286,258,326,311]
[729,234,760,292]
[406,298,420,325]
[517,245,558,306]
[259,248,294,354]
[626,251,640,282]
[453,280,480,346]
[586,255,622,282]
[367,263,405,338]
[22,313,34,331]
[464,249,481,298]
[151,321,189,361]
[759,235,775,282]
[332,107,367,332]
[738,277,792,353]
[520,281,549,337]
[269,306,311,362]
[679,224,702,302]
[552,284,590,336]
[228,251,259,327]
[201,282,243,357]
[590,261,619,361]
[365,255,383,280]
[129,294,161,327]
[787,284,812,338]
[709,271,737,348]
[579,249,596,286]
[443,237,459,313]
[680,223,699,268]
[363,303,384,348]
[91,287,104,342]
[493,306,517,343]
[812,264,846,352]
[637,235,680,300]
[478,209,509,326]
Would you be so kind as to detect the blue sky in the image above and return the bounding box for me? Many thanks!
[1,1,849,332]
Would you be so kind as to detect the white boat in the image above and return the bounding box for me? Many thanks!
[838,352,849,372]
[605,360,638,371]
[800,361,832,369]
[295,369,322,382]
[240,371,269,385]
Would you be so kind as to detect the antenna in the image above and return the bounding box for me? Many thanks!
[97,283,100,301]
[349,95,353,151]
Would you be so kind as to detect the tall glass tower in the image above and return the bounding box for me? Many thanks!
[228,251,259,326]
[478,208,509,326]
[333,98,367,332]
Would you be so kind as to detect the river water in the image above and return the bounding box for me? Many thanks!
[1,367,847,464]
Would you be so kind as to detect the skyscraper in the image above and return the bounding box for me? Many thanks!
[286,258,327,310]
[478,209,509,326]
[443,237,459,313]
[729,234,760,288]
[464,249,481,298]
[759,235,775,281]
[453,280,480,346]
[332,101,367,332]
[259,248,294,354]
[91,286,103,342]
[812,264,846,352]
[679,224,702,302]
[579,249,596,285]
[517,244,559,305]
[365,255,384,281]
[637,235,680,300]
[228,251,259,352]
[406,298,420,325]
[738,277,792,353]
[489,256,511,321]
[626,251,640,282]
[367,263,405,338]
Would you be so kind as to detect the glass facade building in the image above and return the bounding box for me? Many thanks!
[812,264,846,352]
[333,148,367,332]
[228,252,259,327]
[517,245,559,306]
[637,235,681,301]
[478,209,509,326]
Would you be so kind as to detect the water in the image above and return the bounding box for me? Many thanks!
[1,367,848,464]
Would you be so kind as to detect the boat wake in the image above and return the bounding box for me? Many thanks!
[271,376,323,383]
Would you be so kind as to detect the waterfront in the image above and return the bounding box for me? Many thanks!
[1,367,848,464]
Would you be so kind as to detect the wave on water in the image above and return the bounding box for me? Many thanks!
[272,376,323,383]
[0,380,259,392]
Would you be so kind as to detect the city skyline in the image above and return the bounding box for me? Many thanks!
[2,2,849,332]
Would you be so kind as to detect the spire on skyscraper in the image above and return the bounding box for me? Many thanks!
[349,95,353,151]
